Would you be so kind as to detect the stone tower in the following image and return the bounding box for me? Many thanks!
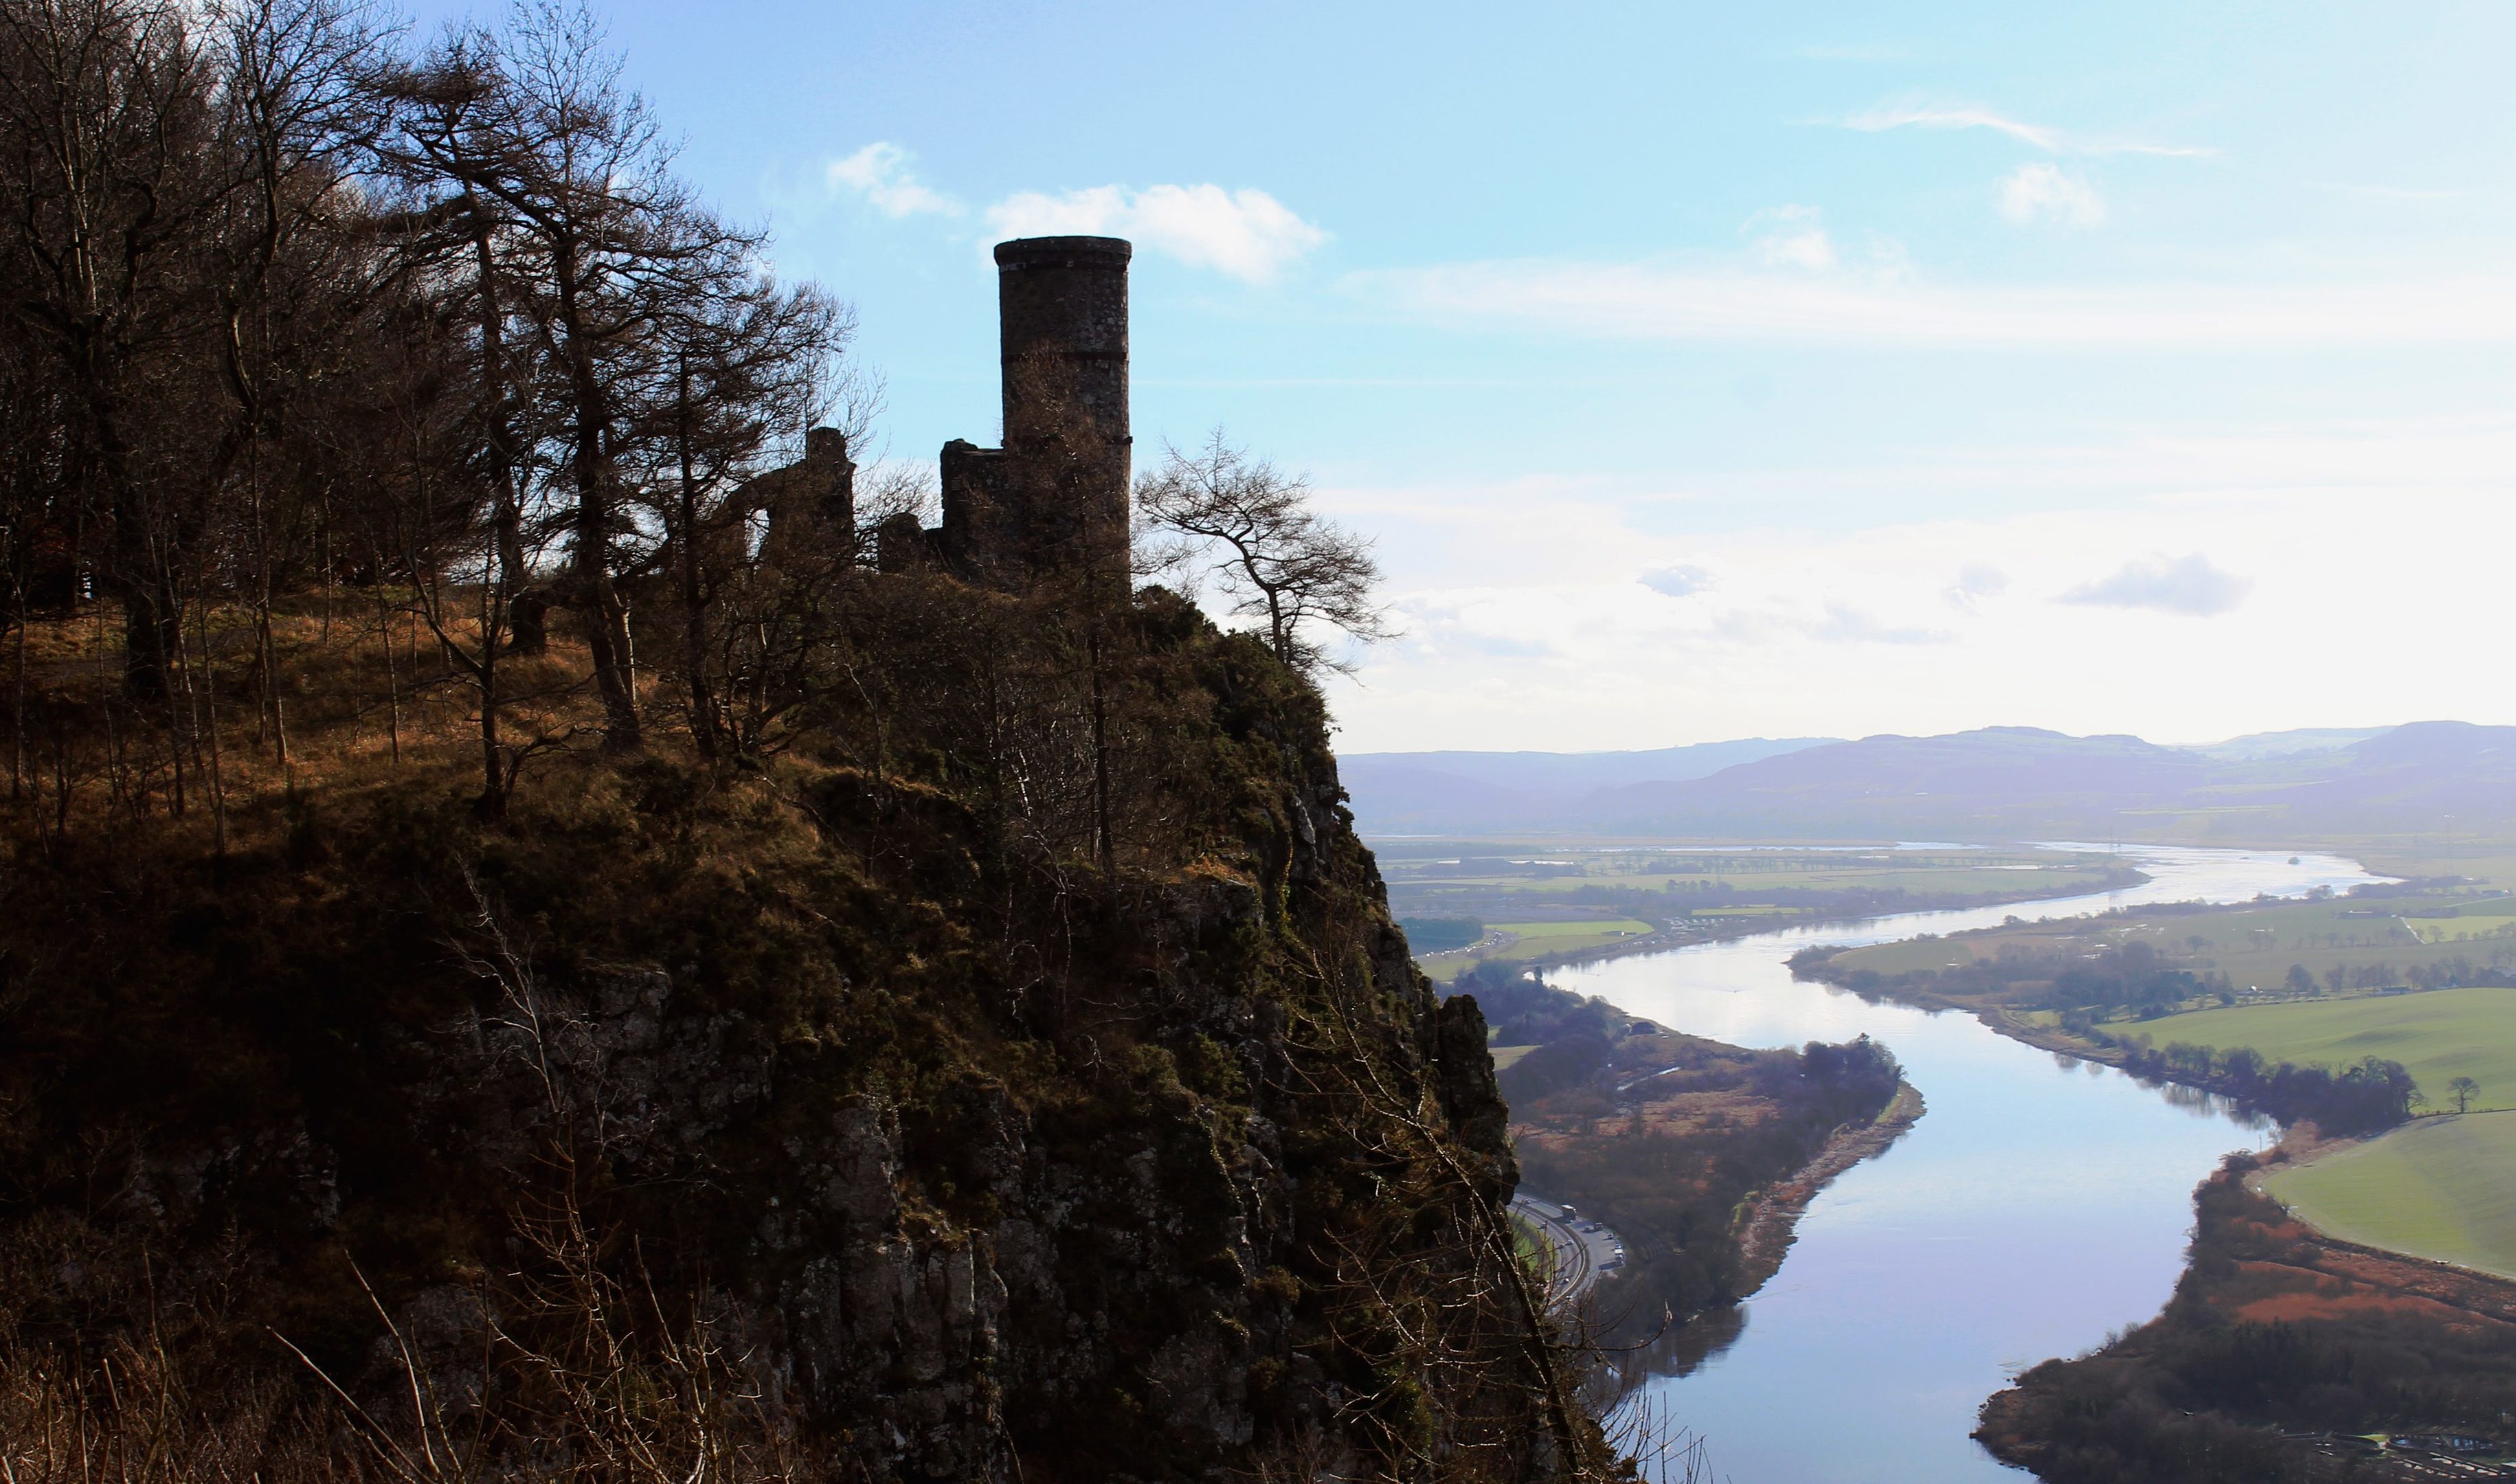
[937,236,1132,587]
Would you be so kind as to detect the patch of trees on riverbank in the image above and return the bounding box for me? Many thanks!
[2095,1035,2419,1136]
[1795,938,2231,1017]
[1446,963,1908,1349]
[1792,942,2421,1136]
[1979,1157,2516,1483]
[1398,866,2149,951]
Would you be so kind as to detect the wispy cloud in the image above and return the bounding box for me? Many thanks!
[1837,98,2215,159]
[1639,563,1714,598]
[1351,258,2516,348]
[1321,443,2516,752]
[1814,604,1953,644]
[987,184,1326,283]
[1945,563,2009,611]
[1999,162,2105,227]
[2060,554,2251,616]
[1744,204,1839,271]
[824,143,963,218]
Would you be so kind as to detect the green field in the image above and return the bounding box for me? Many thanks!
[2142,986,2516,1112]
[1393,843,2129,982]
[1488,919,1654,952]
[1417,919,1654,982]
[1374,843,2125,903]
[1829,891,2516,990]
[2266,1112,2516,1278]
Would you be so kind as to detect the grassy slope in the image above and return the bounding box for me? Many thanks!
[0,594,1570,1481]
[2265,1112,2516,1278]
[2142,986,2516,1112]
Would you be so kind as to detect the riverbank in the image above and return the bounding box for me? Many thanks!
[1736,1081,1926,1290]
[1551,845,2387,1481]
[1484,971,1909,1354]
[1793,949,2426,1138]
[1435,861,2153,982]
[1977,1151,2516,1483]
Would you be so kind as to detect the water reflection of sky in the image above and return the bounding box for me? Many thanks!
[1549,845,2381,1483]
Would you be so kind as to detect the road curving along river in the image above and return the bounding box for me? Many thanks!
[1550,844,2386,1484]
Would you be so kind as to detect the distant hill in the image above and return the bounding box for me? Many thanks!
[1342,722,2516,842]
[2186,727,2394,762]
[1338,737,1833,834]
[1581,728,2214,840]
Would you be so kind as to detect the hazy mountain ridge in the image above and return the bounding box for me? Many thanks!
[1346,722,2516,840]
[1339,737,1834,833]
[2185,727,2394,762]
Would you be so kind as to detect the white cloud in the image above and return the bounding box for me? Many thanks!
[986,184,1325,283]
[1813,604,1952,644]
[824,142,962,218]
[1351,258,2516,348]
[1999,162,2106,227]
[1837,98,2214,158]
[1640,563,1714,597]
[1744,205,1838,271]
[2060,553,2251,616]
[1945,563,2009,610]
[1312,417,2516,753]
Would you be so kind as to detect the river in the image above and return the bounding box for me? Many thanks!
[1549,844,2387,1483]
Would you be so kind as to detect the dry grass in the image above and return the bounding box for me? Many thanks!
[2,594,662,855]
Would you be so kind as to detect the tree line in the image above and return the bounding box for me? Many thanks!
[2097,1034,2420,1136]
[0,0,887,825]
[0,0,1395,856]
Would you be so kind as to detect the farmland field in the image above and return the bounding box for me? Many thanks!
[1825,891,2516,991]
[2265,1112,2516,1279]
[2140,986,2516,1113]
[1487,919,1656,953]
[1383,842,2134,978]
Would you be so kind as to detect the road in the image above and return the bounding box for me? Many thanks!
[1509,1193,1623,1309]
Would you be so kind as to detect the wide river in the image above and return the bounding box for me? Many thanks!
[1549,844,2386,1483]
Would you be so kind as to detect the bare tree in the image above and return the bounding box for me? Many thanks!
[0,0,226,704]
[1134,429,1392,677]
[630,278,849,760]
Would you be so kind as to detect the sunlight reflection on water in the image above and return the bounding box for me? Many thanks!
[1549,846,2384,1483]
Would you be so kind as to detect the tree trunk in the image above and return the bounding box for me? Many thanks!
[675,359,717,760]
[553,243,639,753]
[467,197,542,659]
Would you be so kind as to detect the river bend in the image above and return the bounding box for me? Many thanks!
[1551,845,2384,1483]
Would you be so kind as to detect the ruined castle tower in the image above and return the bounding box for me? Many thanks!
[937,236,1133,587]
[748,424,857,570]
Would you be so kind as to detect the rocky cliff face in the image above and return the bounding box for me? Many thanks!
[0,604,1567,1483]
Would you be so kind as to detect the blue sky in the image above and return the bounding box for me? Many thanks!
[412,1,2516,751]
